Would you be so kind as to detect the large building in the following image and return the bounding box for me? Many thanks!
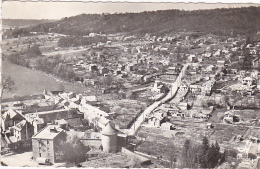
[32,125,66,164]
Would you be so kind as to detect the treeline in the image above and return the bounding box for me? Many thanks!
[4,49,79,82]
[180,137,225,168]
[6,6,260,37]
[3,44,42,68]
[57,36,107,47]
[34,57,79,82]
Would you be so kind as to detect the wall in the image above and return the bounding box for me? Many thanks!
[32,139,55,164]
[101,134,117,153]
[121,147,151,165]
[80,139,102,148]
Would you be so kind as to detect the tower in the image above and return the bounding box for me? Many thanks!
[101,121,118,153]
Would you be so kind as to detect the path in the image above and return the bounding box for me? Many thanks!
[127,64,189,135]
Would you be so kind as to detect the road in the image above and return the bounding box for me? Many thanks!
[127,64,189,135]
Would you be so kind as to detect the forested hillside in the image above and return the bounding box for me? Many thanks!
[7,6,260,37]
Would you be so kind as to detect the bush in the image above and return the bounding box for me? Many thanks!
[226,149,237,158]
[9,139,32,153]
[248,153,257,160]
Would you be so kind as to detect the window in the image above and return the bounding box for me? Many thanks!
[47,140,49,145]
[39,153,41,157]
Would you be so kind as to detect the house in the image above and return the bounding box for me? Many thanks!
[1,109,25,132]
[11,120,34,142]
[189,85,201,93]
[252,57,260,67]
[152,80,168,93]
[114,69,122,75]
[251,70,258,79]
[223,111,239,123]
[81,95,98,103]
[79,103,109,122]
[84,79,99,86]
[147,112,167,127]
[242,77,255,86]
[188,54,197,62]
[190,110,209,121]
[240,70,246,78]
[88,64,98,72]
[161,122,175,130]
[25,109,83,126]
[179,82,189,92]
[201,80,215,95]
[141,75,152,83]
[118,64,125,71]
[99,67,109,75]
[32,125,67,164]
[167,66,179,75]
[178,102,188,110]
[217,60,225,67]
[125,64,134,72]
[230,69,238,74]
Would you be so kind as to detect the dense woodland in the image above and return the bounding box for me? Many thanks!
[4,6,260,38]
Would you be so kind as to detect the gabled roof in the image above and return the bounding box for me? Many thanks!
[101,121,118,135]
[2,109,25,122]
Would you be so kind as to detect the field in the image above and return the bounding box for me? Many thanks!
[2,61,91,98]
[100,99,147,129]
[136,121,249,161]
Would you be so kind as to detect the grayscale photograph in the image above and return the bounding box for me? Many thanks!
[1,1,260,168]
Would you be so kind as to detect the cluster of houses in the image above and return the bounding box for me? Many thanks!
[1,89,134,164]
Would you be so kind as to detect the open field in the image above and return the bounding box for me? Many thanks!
[2,61,91,98]
[136,122,248,161]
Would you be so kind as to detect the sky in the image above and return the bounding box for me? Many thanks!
[2,1,260,20]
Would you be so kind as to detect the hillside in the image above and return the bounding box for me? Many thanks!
[2,61,90,99]
[6,6,260,37]
[2,19,57,28]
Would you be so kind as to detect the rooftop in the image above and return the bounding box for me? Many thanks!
[32,125,64,140]
[101,121,118,135]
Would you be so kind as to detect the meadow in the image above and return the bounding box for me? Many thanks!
[2,61,90,98]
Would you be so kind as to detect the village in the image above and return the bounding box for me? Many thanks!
[2,11,260,168]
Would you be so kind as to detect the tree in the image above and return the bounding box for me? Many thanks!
[181,139,191,166]
[2,76,15,96]
[180,137,222,168]
[57,132,90,164]
[198,136,210,168]
[26,44,42,58]
[248,153,257,160]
